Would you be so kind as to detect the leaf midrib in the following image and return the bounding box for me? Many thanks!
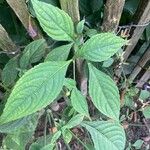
[83,123,120,150]
[89,65,117,120]
[34,1,74,41]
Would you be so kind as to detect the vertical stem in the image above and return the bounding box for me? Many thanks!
[59,0,80,24]
[59,0,86,94]
[101,0,125,32]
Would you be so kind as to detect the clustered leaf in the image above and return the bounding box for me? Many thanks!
[20,39,47,69]
[0,1,128,149]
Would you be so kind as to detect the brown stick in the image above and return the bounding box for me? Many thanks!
[136,67,150,88]
[6,0,43,39]
[123,0,150,61]
[128,47,150,81]
[0,24,18,52]
[59,0,80,24]
[101,0,125,32]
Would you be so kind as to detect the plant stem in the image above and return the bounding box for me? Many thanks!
[69,130,90,150]
[44,115,47,146]
[64,139,72,150]
[73,60,76,81]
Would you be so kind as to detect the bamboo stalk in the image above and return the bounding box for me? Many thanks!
[136,67,150,88]
[0,24,18,52]
[6,0,43,39]
[128,47,150,82]
[123,0,150,61]
[101,0,125,32]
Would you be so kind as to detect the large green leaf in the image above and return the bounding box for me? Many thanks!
[45,43,73,61]
[82,121,125,150]
[0,61,71,124]
[2,56,19,86]
[20,39,47,69]
[77,33,126,62]
[88,63,120,120]
[71,88,89,117]
[31,0,74,41]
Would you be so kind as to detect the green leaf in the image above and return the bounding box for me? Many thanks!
[51,131,61,144]
[64,78,76,91]
[31,0,74,41]
[2,56,19,86]
[143,106,150,118]
[71,88,89,117]
[85,29,98,37]
[0,61,71,124]
[132,139,144,149]
[139,90,150,101]
[76,19,85,34]
[63,114,84,129]
[81,121,126,150]
[2,113,40,150]
[0,116,32,133]
[45,43,73,61]
[20,39,46,69]
[88,63,120,120]
[62,129,72,143]
[77,33,126,62]
[102,58,114,68]
[29,135,52,150]
[41,144,55,150]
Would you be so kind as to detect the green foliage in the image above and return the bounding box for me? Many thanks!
[143,106,150,118]
[2,113,40,150]
[132,139,144,149]
[0,115,34,133]
[0,0,129,149]
[71,87,89,117]
[45,43,73,61]
[31,0,75,41]
[77,33,126,62]
[76,19,85,34]
[62,114,84,130]
[64,78,76,91]
[81,121,126,150]
[0,61,71,124]
[2,56,19,87]
[20,39,47,69]
[88,63,120,120]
